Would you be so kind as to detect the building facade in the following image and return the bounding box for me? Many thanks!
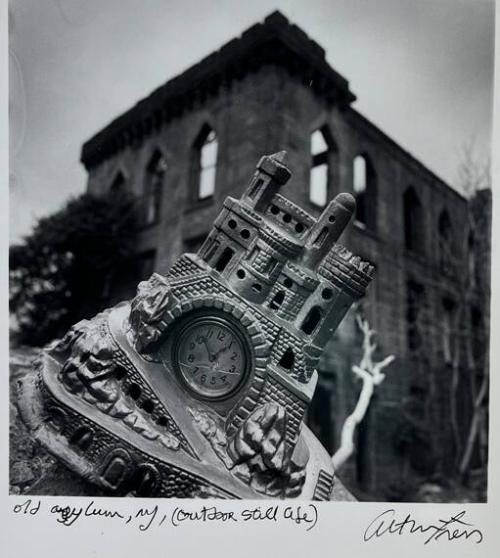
[81,11,490,499]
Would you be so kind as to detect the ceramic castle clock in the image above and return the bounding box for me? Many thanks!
[19,151,375,500]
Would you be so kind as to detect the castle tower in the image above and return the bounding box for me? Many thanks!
[179,151,375,448]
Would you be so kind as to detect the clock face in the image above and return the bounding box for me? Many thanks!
[172,315,249,400]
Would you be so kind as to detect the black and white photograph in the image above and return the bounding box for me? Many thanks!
[7,0,495,510]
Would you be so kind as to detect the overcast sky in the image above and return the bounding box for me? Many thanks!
[9,0,495,243]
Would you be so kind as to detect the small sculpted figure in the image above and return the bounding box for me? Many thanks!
[19,152,374,499]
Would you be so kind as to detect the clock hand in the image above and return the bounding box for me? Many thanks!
[212,367,240,376]
[201,337,216,362]
[179,362,214,375]
[212,338,233,361]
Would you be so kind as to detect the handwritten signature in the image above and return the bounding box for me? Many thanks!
[364,509,483,545]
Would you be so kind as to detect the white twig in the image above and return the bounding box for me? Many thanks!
[332,315,394,470]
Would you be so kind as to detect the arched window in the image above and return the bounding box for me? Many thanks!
[143,150,166,225]
[128,464,159,497]
[353,154,377,229]
[301,306,323,335]
[468,231,478,287]
[69,427,93,450]
[215,247,234,272]
[438,210,453,268]
[441,297,456,364]
[470,306,483,362]
[403,187,424,253]
[309,127,336,207]
[269,290,285,310]
[110,171,126,193]
[278,347,295,370]
[406,280,425,351]
[192,125,218,200]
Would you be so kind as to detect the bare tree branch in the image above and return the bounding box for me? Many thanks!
[332,314,394,470]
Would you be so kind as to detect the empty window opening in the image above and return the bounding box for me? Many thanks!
[203,240,219,262]
[240,229,250,239]
[270,205,280,215]
[141,399,154,414]
[110,172,126,193]
[279,347,295,370]
[471,306,483,361]
[252,283,262,292]
[215,247,234,272]
[282,213,292,223]
[249,178,264,199]
[310,127,336,207]
[283,278,293,289]
[438,210,453,268]
[264,258,278,275]
[132,465,158,497]
[404,187,424,252]
[313,226,329,247]
[69,427,93,450]
[143,151,166,226]
[322,288,333,300]
[301,306,323,335]
[468,232,478,286]
[441,297,456,364]
[353,156,367,193]
[295,222,305,233]
[47,408,66,432]
[353,154,377,228]
[156,415,168,427]
[228,219,237,229]
[236,269,246,279]
[407,281,425,351]
[128,383,142,400]
[114,366,127,381]
[193,126,218,200]
[103,457,128,488]
[270,290,285,309]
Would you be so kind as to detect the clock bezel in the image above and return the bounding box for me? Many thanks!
[170,311,251,402]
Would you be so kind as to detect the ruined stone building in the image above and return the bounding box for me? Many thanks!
[80,11,490,498]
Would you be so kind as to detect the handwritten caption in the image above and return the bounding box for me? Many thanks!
[12,499,318,532]
[12,500,485,545]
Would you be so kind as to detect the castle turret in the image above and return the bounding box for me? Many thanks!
[242,151,291,212]
[300,193,356,270]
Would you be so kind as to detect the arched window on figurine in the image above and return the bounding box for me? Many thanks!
[309,127,337,208]
[109,171,126,194]
[192,125,218,201]
[438,210,453,269]
[403,186,424,253]
[353,154,377,230]
[143,150,167,226]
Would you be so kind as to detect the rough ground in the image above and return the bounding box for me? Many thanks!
[10,345,54,494]
[10,344,104,496]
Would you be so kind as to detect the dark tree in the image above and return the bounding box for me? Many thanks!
[10,190,140,346]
